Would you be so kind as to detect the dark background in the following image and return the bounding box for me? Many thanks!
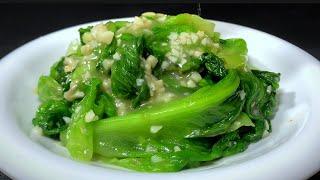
[0,3,319,179]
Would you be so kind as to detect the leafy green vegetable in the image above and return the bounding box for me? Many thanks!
[65,78,101,161]
[98,155,188,172]
[218,38,248,69]
[49,58,71,91]
[181,52,227,80]
[200,53,227,78]
[37,76,63,102]
[243,119,266,142]
[192,91,244,138]
[198,76,215,87]
[239,70,280,121]
[165,13,215,37]
[211,131,249,159]
[68,57,100,94]
[93,71,239,160]
[32,100,70,137]
[132,81,150,108]
[181,57,202,73]
[94,93,117,118]
[228,112,255,132]
[94,38,117,64]
[252,70,280,89]
[252,70,280,119]
[145,24,195,60]
[161,73,196,95]
[32,12,281,172]
[111,34,144,99]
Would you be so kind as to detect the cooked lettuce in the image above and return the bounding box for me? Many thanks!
[32,12,280,172]
[32,100,70,137]
[37,76,64,102]
[218,38,248,69]
[111,34,144,99]
[65,78,101,161]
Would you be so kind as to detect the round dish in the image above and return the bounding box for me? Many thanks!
[0,18,320,179]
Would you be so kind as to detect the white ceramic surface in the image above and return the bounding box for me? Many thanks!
[0,18,320,180]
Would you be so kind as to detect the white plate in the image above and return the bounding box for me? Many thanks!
[0,18,320,180]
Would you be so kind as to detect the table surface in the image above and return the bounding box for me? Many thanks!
[0,3,319,179]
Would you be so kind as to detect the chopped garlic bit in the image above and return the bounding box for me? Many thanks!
[64,57,78,73]
[160,92,175,102]
[161,60,170,70]
[82,32,93,44]
[149,80,165,97]
[83,23,114,46]
[189,72,202,82]
[115,98,131,116]
[196,31,205,38]
[267,85,272,94]
[262,121,270,137]
[145,145,157,153]
[147,60,191,101]
[156,13,167,22]
[239,90,246,100]
[193,50,203,57]
[91,23,108,38]
[144,55,165,98]
[174,146,181,152]
[96,31,114,44]
[102,78,112,94]
[81,44,93,55]
[151,155,163,163]
[84,110,97,123]
[64,82,85,101]
[113,52,121,60]
[180,80,187,87]
[150,125,163,134]
[31,126,43,136]
[166,31,218,67]
[102,59,114,71]
[62,116,71,124]
[186,80,196,88]
[201,37,212,46]
[145,55,158,71]
[136,78,144,86]
[119,16,152,34]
